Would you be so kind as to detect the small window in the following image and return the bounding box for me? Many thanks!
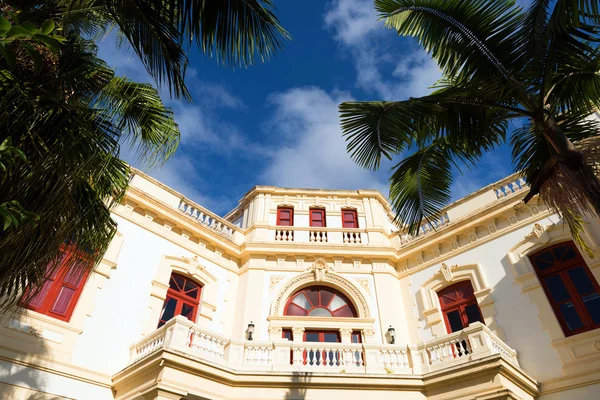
[277,207,294,226]
[438,280,484,333]
[158,273,202,328]
[282,328,293,341]
[530,241,600,336]
[342,210,358,228]
[310,209,326,227]
[21,248,91,322]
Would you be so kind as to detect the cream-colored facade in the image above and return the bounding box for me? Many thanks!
[1,170,599,400]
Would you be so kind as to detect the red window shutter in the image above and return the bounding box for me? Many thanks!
[342,210,358,228]
[48,261,88,318]
[310,209,326,227]
[22,249,91,322]
[277,207,294,226]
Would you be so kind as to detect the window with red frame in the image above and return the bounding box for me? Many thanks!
[277,207,294,226]
[22,249,91,322]
[438,280,484,333]
[157,273,202,328]
[284,286,357,318]
[310,209,326,227]
[342,210,358,228]
[530,241,600,336]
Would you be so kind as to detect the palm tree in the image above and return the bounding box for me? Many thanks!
[61,0,290,98]
[339,0,600,252]
[0,8,180,304]
[0,0,288,306]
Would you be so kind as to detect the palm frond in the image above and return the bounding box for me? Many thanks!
[376,0,524,82]
[96,77,180,167]
[340,84,511,171]
[188,0,291,67]
[389,139,476,235]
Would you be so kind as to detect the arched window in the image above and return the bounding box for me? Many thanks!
[438,280,484,333]
[158,273,201,328]
[284,286,357,318]
[530,241,600,336]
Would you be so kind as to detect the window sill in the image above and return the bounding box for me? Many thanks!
[550,328,600,373]
[13,308,83,335]
[551,327,600,348]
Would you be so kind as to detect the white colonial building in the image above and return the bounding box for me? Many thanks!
[1,169,599,400]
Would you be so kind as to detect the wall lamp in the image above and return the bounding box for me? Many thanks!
[247,321,255,341]
[387,325,396,344]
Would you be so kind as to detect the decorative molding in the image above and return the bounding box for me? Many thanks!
[418,263,503,339]
[307,258,331,281]
[270,262,371,319]
[269,276,285,294]
[435,263,457,282]
[356,279,371,296]
[268,326,282,334]
[143,254,219,336]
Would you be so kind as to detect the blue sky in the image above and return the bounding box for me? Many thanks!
[99,0,522,215]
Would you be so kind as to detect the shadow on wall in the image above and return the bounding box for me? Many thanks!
[495,253,562,382]
[0,307,61,399]
[284,371,310,400]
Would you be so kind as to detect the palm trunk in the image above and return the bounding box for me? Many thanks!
[528,113,600,217]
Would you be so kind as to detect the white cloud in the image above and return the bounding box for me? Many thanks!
[261,87,388,195]
[324,0,441,99]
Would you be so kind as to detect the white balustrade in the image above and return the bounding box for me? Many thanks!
[130,321,518,375]
[188,327,227,360]
[275,228,294,241]
[178,200,235,240]
[493,177,528,199]
[379,347,410,370]
[131,328,166,362]
[425,338,471,366]
[245,344,274,365]
[309,230,328,243]
[343,231,362,244]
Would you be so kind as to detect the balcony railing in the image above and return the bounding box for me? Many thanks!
[272,226,367,245]
[178,199,237,241]
[129,317,519,375]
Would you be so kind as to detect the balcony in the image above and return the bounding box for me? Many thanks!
[129,316,519,375]
[273,226,366,245]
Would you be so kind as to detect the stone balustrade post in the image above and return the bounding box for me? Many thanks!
[225,340,245,368]
[163,315,194,353]
[408,344,427,374]
[464,322,493,359]
[272,341,293,367]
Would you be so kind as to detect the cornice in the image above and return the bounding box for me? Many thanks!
[117,181,553,278]
[125,188,242,253]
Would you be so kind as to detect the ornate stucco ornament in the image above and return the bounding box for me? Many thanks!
[269,276,285,293]
[181,255,205,271]
[436,263,458,282]
[524,223,549,244]
[307,258,331,281]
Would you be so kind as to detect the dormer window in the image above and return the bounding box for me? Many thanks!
[277,207,294,226]
[342,209,358,228]
[310,209,326,227]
